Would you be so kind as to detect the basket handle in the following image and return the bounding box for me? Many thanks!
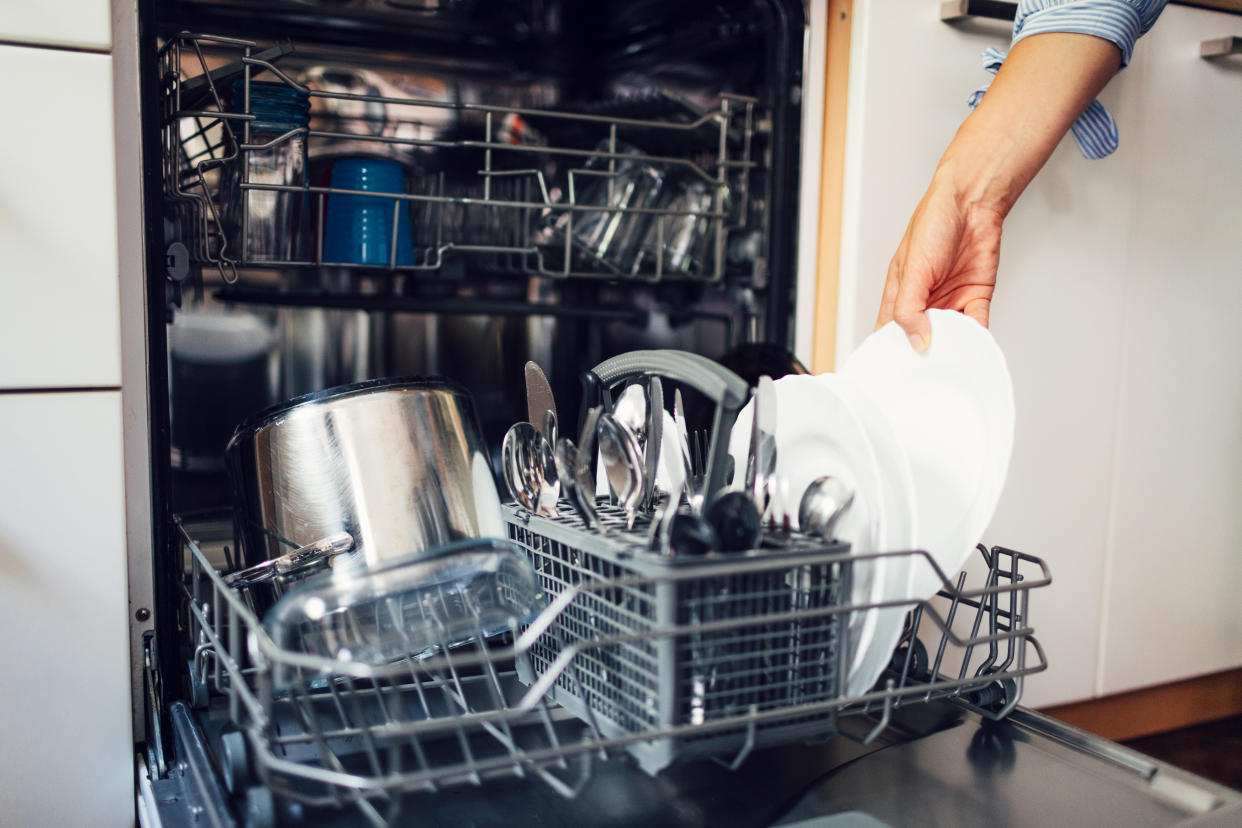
[590,349,749,502]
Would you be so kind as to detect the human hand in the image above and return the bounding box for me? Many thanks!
[875,31,1125,352]
[876,172,1002,352]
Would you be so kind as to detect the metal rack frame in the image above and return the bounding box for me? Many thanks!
[175,509,1048,827]
[160,31,761,286]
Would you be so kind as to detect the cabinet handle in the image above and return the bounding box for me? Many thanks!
[940,0,1017,22]
[1200,36,1242,58]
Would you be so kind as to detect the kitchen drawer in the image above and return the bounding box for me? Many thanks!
[0,45,122,389]
[1098,3,1242,694]
[0,0,111,52]
[0,391,132,826]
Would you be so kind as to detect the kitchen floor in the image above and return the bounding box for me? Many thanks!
[1122,714,1242,792]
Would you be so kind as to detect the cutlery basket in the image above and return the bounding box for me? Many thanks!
[505,502,849,774]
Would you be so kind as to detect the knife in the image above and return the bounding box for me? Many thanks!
[672,388,697,511]
[579,370,604,437]
[745,375,777,511]
[644,376,664,511]
[525,361,558,444]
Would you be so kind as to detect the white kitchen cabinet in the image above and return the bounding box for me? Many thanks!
[0,44,122,390]
[835,0,1159,707]
[1096,4,1242,695]
[0,391,133,826]
[0,0,111,52]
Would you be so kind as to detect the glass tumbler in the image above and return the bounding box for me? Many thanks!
[220,80,311,264]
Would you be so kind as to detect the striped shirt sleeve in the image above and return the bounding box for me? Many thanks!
[1013,0,1169,68]
[969,0,1168,159]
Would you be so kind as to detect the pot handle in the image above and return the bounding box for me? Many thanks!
[224,531,355,589]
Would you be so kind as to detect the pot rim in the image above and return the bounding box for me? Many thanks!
[228,375,473,448]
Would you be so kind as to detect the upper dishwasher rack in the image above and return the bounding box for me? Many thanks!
[160,32,763,285]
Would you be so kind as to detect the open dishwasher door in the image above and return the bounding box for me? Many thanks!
[138,512,1239,828]
[140,697,1242,827]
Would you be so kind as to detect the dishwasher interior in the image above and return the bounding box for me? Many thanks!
[139,2,1053,825]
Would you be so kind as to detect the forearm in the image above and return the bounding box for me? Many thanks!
[935,32,1122,218]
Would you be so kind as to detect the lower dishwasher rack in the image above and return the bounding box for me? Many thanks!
[173,509,1049,827]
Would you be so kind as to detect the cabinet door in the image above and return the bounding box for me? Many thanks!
[0,45,121,389]
[836,0,1152,707]
[1097,5,1242,694]
[0,391,132,826]
[0,0,110,52]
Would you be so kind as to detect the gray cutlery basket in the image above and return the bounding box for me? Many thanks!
[506,502,848,774]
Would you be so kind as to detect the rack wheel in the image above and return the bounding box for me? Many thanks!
[243,786,276,828]
[969,677,1018,712]
[186,660,208,709]
[888,639,930,681]
[220,729,253,795]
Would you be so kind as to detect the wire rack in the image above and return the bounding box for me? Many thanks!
[159,32,761,285]
[175,506,1048,827]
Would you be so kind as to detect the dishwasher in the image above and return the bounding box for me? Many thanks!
[128,1,1242,826]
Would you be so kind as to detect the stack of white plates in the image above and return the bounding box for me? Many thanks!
[728,309,1014,696]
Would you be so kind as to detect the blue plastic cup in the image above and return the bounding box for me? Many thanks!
[322,157,415,267]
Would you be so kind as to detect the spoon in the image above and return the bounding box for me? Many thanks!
[543,410,559,447]
[529,429,561,517]
[613,382,648,445]
[573,406,603,520]
[501,422,559,517]
[555,437,596,529]
[501,423,534,507]
[597,413,645,529]
[798,476,855,541]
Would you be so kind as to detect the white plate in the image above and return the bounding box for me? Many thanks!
[812,372,920,695]
[727,374,889,689]
[842,309,1014,603]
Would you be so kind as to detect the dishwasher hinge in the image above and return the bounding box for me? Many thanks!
[144,630,168,778]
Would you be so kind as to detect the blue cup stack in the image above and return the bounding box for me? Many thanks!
[323,157,415,267]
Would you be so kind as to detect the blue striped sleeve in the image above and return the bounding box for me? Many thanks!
[967,0,1169,159]
[1013,0,1168,68]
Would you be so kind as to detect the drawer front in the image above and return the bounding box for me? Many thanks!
[0,391,132,826]
[0,0,110,52]
[0,45,121,389]
[1098,3,1242,694]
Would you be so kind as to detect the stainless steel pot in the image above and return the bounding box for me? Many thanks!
[226,377,505,577]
